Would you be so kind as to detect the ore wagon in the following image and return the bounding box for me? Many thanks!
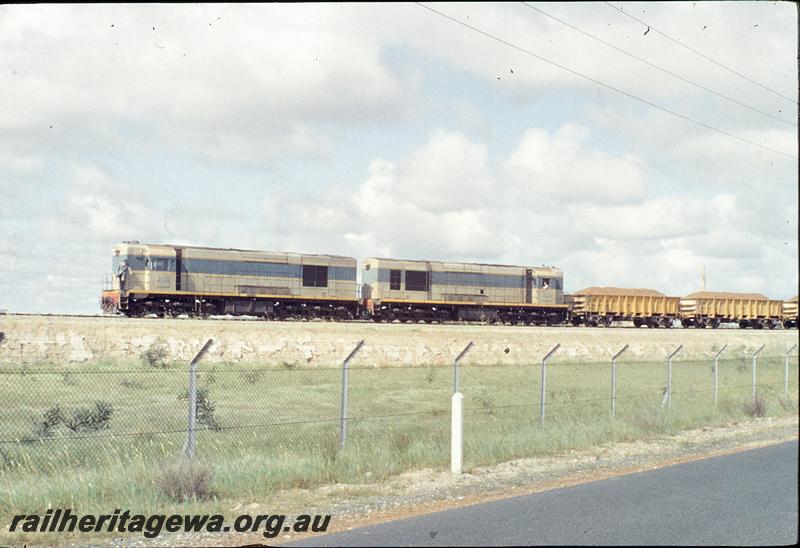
[566,287,679,328]
[679,291,783,329]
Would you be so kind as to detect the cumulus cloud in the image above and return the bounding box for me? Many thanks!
[0,4,796,313]
[506,124,645,205]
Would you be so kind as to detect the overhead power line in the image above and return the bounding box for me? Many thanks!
[604,2,797,105]
[522,2,796,127]
[414,2,797,160]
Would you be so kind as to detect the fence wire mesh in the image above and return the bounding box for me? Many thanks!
[0,343,797,479]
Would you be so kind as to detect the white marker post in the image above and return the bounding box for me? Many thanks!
[451,392,464,474]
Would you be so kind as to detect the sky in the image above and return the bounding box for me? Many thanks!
[0,2,797,314]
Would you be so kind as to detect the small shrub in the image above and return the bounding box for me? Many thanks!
[0,448,14,470]
[119,377,144,389]
[28,401,113,439]
[319,437,339,468]
[472,390,496,416]
[742,396,767,417]
[31,406,64,439]
[178,387,221,431]
[631,408,663,431]
[281,361,297,370]
[142,337,169,368]
[425,366,437,384]
[239,370,263,385]
[61,371,77,386]
[62,401,114,433]
[391,431,412,454]
[778,397,796,412]
[154,460,214,502]
[205,366,217,386]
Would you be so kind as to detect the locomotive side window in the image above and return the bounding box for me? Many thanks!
[302,265,329,287]
[390,269,401,290]
[405,270,429,292]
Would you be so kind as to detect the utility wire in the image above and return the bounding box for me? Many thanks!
[415,3,797,160]
[522,2,796,127]
[604,1,797,105]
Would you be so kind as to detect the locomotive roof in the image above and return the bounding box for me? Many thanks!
[364,257,562,271]
[117,242,355,260]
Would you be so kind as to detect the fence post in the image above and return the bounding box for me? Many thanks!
[713,344,728,405]
[751,344,765,401]
[339,340,364,449]
[611,344,629,418]
[184,339,214,459]
[786,344,798,399]
[451,392,464,474]
[662,345,683,407]
[453,341,474,394]
[539,344,561,426]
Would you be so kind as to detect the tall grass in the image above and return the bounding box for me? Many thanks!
[0,355,796,531]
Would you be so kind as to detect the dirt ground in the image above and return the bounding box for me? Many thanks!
[0,314,797,366]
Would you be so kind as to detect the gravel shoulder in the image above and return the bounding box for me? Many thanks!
[66,415,798,547]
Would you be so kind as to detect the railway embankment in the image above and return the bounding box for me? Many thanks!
[0,314,796,366]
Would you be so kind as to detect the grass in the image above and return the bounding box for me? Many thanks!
[0,354,797,543]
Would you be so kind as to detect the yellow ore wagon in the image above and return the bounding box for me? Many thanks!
[566,287,679,328]
[679,291,783,329]
[782,296,798,329]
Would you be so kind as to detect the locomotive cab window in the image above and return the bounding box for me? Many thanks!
[390,269,401,290]
[302,265,328,287]
[405,270,429,292]
[542,278,551,289]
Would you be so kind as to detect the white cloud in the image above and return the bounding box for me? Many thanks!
[506,123,645,205]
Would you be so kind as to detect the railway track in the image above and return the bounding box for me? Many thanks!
[1,312,787,329]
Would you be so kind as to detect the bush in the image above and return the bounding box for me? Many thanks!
[154,460,215,502]
[142,337,169,368]
[29,401,113,439]
[178,387,221,431]
[62,401,114,432]
[631,408,664,431]
[742,396,767,418]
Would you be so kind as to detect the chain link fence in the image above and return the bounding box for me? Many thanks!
[1,339,797,487]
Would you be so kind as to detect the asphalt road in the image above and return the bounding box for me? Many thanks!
[285,440,798,546]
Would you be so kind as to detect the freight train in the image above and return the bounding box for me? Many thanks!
[100,241,798,329]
